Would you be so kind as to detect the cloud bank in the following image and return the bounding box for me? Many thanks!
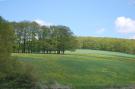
[115,16,135,34]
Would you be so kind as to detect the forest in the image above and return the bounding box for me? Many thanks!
[78,37,135,54]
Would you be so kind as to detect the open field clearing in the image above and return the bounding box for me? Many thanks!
[13,49,135,89]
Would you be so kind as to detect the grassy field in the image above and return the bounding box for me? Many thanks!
[13,49,135,89]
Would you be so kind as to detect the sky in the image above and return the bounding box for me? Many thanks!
[0,0,135,39]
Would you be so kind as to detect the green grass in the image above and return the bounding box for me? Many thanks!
[12,49,135,89]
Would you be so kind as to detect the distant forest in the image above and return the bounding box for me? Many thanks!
[78,37,135,54]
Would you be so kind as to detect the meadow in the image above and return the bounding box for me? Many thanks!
[13,49,135,89]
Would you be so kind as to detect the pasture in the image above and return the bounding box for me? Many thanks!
[13,49,135,89]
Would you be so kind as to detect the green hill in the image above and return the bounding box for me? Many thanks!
[13,49,135,89]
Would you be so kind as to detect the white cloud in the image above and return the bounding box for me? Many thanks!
[34,19,54,26]
[96,28,105,34]
[115,16,135,34]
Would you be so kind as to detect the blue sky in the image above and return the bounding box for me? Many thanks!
[0,0,135,39]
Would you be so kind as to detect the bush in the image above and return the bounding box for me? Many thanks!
[0,57,39,89]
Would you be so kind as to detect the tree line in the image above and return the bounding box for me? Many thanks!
[2,15,135,55]
[78,37,135,54]
[9,20,135,55]
[12,21,77,54]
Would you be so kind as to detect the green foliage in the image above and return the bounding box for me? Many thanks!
[78,36,135,54]
[0,16,14,78]
[12,21,77,54]
[14,49,135,89]
[0,58,38,89]
[0,16,39,88]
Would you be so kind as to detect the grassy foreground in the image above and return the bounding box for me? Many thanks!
[13,49,135,89]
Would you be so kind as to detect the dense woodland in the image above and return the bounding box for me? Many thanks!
[78,37,135,54]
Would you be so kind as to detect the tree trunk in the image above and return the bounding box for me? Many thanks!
[46,50,48,54]
[62,50,65,54]
[57,50,60,54]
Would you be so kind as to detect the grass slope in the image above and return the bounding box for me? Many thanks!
[13,49,135,89]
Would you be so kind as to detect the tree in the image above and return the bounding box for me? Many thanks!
[0,16,14,77]
[51,25,77,54]
[0,16,39,89]
[12,20,78,54]
[12,21,40,53]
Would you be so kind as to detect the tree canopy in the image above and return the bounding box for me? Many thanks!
[78,36,135,54]
[12,21,77,54]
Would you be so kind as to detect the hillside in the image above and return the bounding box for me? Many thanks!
[13,49,135,89]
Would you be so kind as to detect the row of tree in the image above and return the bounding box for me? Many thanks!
[11,19,135,54]
[12,21,77,54]
[78,37,135,54]
[2,15,135,55]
